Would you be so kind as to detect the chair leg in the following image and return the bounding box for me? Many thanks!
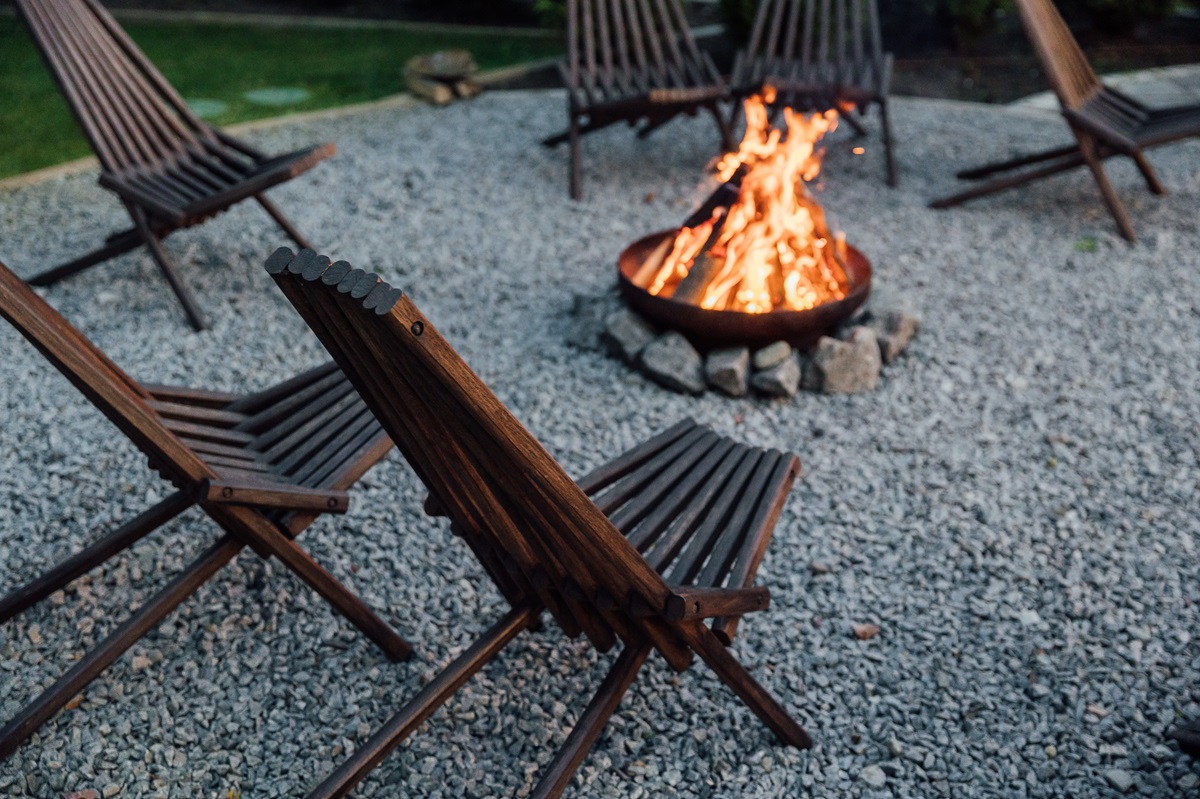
[569,113,583,201]
[955,143,1085,181]
[840,107,869,137]
[0,491,194,624]
[529,643,651,799]
[221,511,414,662]
[256,193,314,249]
[306,604,539,799]
[0,536,243,762]
[1131,151,1167,195]
[727,97,744,141]
[1077,134,1137,242]
[680,622,812,750]
[709,103,737,152]
[878,99,898,188]
[129,206,208,331]
[26,228,144,287]
[928,151,1088,209]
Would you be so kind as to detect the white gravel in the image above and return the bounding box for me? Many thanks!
[1,90,1199,798]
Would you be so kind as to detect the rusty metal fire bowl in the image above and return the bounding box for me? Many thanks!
[618,229,873,349]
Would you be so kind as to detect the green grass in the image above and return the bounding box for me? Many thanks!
[0,14,562,179]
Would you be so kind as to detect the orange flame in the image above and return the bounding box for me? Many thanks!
[641,90,850,313]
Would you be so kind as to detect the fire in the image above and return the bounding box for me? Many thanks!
[639,90,850,314]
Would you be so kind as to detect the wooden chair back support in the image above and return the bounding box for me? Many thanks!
[1012,0,1101,110]
[0,263,211,487]
[14,0,232,175]
[566,0,721,95]
[265,249,711,666]
[740,0,884,86]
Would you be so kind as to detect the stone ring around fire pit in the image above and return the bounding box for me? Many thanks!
[567,278,921,399]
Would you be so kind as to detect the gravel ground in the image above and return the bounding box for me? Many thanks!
[1,90,1199,799]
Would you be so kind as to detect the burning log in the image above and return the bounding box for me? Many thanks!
[672,252,723,305]
[634,92,851,315]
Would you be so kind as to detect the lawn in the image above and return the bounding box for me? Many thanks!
[0,13,562,179]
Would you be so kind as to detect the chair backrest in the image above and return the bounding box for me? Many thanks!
[14,0,218,174]
[1013,0,1100,110]
[566,0,721,94]
[266,248,681,655]
[740,0,884,79]
[0,262,212,487]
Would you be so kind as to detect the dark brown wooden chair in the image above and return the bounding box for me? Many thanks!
[0,259,411,763]
[14,0,334,329]
[929,0,1200,241]
[730,0,896,185]
[265,247,812,799]
[542,0,735,200]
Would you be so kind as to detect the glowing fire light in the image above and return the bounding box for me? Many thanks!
[638,89,850,314]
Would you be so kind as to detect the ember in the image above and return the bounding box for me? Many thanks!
[635,89,851,314]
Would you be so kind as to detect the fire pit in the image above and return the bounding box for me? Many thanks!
[619,231,871,349]
[618,91,871,350]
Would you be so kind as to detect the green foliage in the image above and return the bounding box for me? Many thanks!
[0,15,561,179]
[535,0,569,28]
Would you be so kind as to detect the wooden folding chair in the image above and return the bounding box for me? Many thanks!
[0,259,411,763]
[14,0,335,330]
[542,0,735,200]
[730,0,897,185]
[266,247,812,799]
[929,0,1200,241]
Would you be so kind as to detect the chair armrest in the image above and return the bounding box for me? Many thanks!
[202,478,349,514]
[664,586,770,621]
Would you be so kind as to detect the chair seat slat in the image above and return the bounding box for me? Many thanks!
[607,432,723,531]
[666,449,766,585]
[625,437,739,552]
[641,444,750,571]
[592,425,712,512]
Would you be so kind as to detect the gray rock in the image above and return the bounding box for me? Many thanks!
[603,309,656,362]
[752,340,791,370]
[750,352,801,397]
[860,765,887,789]
[871,310,921,363]
[1104,769,1134,793]
[567,290,621,351]
[810,327,881,394]
[639,332,705,394]
[705,347,750,397]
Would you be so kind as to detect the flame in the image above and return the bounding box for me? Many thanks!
[642,90,850,313]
